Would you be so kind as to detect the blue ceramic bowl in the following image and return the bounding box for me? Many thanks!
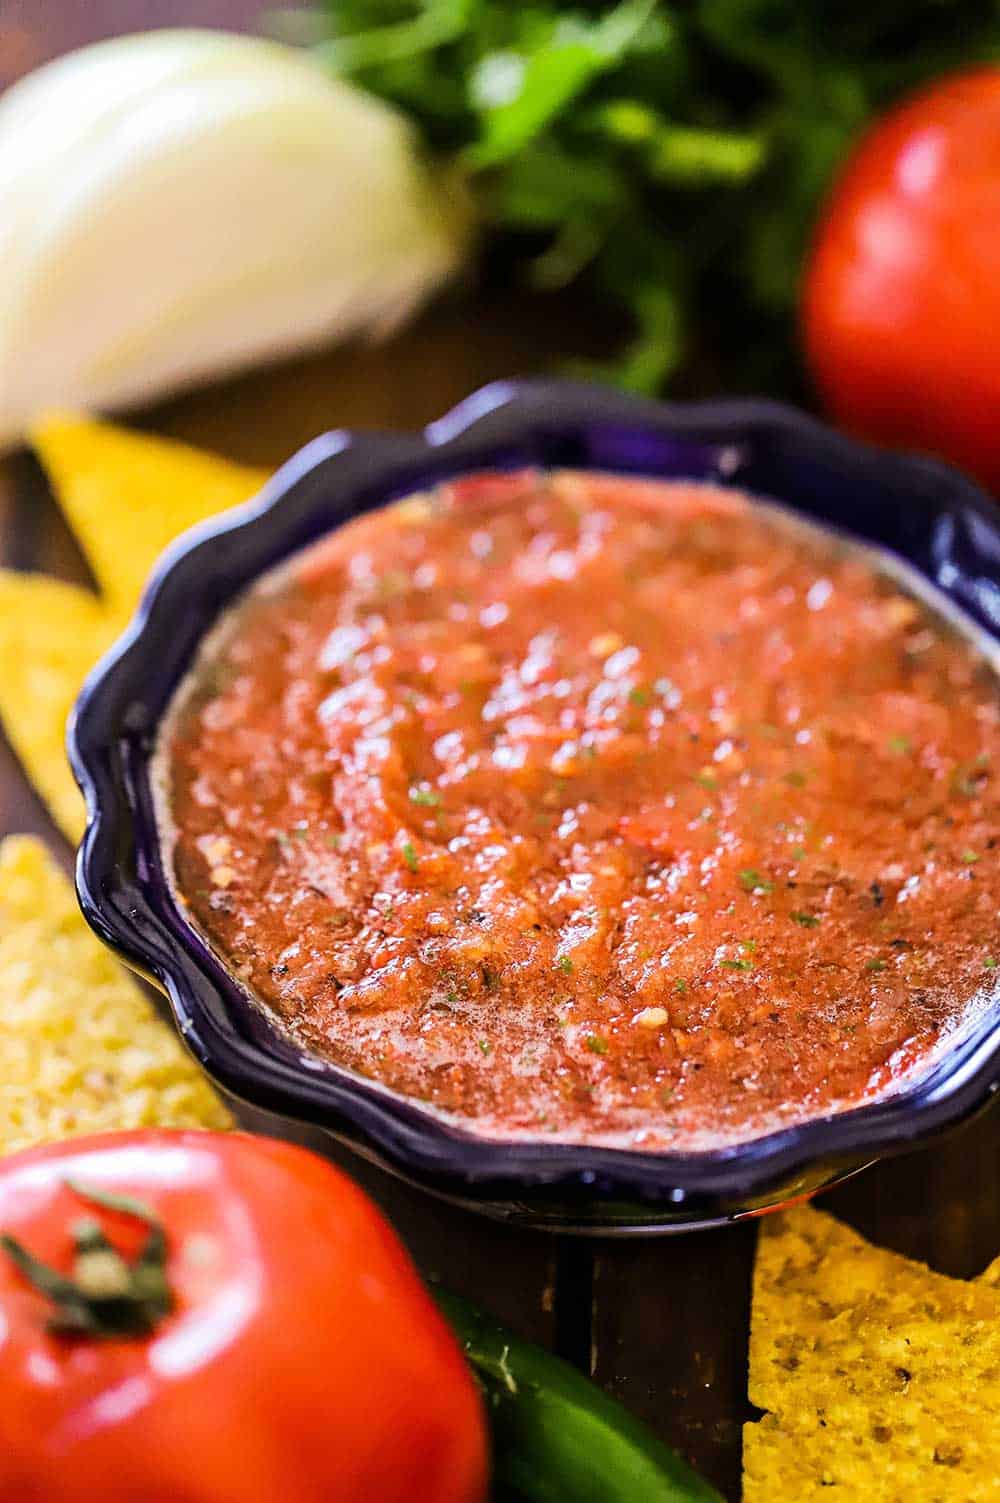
[69,380,1000,1233]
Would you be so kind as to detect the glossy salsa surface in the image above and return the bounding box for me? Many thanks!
[161,471,1000,1150]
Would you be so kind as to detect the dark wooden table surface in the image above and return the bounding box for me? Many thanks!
[2,8,998,1499]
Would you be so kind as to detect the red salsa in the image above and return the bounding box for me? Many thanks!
[160,471,1000,1149]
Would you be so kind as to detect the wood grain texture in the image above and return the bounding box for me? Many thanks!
[1,9,998,1503]
[591,1223,757,1500]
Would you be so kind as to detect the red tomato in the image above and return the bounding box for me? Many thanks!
[0,1131,487,1503]
[802,68,1000,492]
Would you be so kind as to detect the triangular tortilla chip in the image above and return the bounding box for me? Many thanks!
[743,1206,1000,1501]
[743,1412,991,1502]
[32,414,268,612]
[0,572,118,840]
[0,417,270,837]
[0,835,231,1154]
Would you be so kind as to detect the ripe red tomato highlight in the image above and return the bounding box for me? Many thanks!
[0,1131,488,1503]
[802,67,1000,493]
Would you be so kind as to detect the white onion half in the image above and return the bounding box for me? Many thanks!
[0,29,470,447]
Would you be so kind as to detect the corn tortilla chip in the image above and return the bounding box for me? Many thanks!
[743,1206,1000,1501]
[0,835,231,1154]
[743,1413,992,1502]
[0,417,269,836]
[32,414,268,612]
[0,572,117,841]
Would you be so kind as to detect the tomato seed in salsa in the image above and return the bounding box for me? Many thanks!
[161,470,1000,1150]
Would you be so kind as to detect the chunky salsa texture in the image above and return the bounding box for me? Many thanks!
[163,471,1000,1150]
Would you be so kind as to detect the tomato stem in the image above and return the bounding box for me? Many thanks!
[0,1181,172,1339]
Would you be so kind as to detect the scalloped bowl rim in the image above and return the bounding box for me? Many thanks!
[68,379,1000,1209]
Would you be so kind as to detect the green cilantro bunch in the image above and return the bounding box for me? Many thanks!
[318,0,1000,393]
